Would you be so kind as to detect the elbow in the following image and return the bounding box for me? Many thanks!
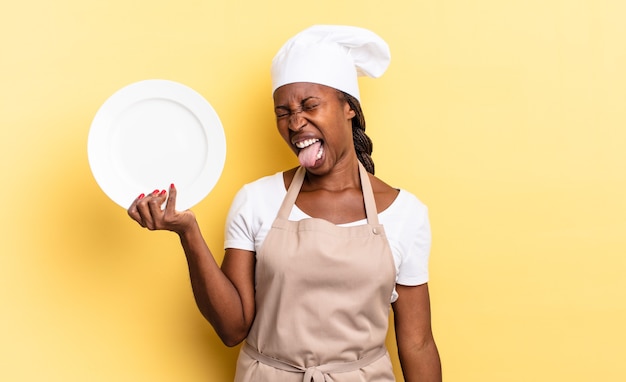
[196,301,254,347]
[397,329,437,354]
[220,332,247,348]
[213,321,251,348]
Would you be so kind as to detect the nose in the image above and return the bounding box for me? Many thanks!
[288,110,306,131]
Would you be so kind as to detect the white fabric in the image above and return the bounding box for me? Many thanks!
[224,172,431,303]
[271,25,391,101]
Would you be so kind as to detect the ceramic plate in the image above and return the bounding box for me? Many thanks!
[88,79,226,210]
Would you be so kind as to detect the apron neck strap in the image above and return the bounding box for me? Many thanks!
[359,163,379,225]
[278,163,379,225]
[278,166,306,219]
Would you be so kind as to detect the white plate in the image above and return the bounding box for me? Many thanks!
[88,79,226,210]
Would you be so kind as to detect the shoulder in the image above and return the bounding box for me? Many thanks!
[226,170,288,243]
[368,174,428,212]
[378,181,429,228]
[228,171,287,216]
[368,174,401,213]
[390,188,428,218]
[379,189,430,253]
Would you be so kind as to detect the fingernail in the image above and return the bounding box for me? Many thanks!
[152,189,159,195]
[159,190,167,196]
[138,193,145,199]
[170,183,175,189]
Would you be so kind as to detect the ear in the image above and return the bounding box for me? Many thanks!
[344,101,356,119]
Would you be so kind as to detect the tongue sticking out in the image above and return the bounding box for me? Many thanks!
[298,141,322,168]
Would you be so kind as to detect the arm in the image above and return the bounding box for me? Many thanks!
[179,227,256,346]
[392,283,442,382]
[127,185,255,347]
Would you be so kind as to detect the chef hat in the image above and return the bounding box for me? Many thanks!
[271,25,391,101]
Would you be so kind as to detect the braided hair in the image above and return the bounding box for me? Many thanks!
[339,91,375,174]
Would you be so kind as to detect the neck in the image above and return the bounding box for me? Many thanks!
[302,158,361,192]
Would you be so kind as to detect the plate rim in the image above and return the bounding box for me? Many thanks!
[88,79,226,210]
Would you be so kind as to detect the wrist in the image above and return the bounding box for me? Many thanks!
[176,216,201,239]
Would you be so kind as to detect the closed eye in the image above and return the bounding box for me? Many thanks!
[275,107,290,119]
[302,98,320,111]
[274,97,322,119]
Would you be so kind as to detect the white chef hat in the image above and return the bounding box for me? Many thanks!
[271,25,391,101]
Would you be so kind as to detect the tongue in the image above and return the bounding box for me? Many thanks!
[298,141,322,168]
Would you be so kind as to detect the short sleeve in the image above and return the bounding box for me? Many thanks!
[380,191,431,288]
[223,172,287,253]
[395,203,431,286]
[224,185,256,252]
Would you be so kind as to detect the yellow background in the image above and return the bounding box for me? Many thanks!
[1,0,625,381]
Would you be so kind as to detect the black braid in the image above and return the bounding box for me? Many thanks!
[339,91,375,174]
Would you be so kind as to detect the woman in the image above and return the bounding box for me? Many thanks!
[128,25,441,382]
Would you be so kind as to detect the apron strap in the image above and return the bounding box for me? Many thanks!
[277,163,380,225]
[277,166,307,220]
[243,342,387,382]
[358,162,379,226]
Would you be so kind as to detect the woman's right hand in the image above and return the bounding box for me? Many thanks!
[127,183,197,235]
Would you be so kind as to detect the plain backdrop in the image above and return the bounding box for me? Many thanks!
[1,1,625,381]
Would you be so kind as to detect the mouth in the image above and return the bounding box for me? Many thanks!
[295,138,324,167]
[295,138,320,150]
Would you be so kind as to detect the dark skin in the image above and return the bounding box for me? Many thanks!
[128,82,441,381]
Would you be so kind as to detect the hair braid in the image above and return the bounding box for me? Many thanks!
[340,92,375,174]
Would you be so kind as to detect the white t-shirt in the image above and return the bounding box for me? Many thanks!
[224,172,431,302]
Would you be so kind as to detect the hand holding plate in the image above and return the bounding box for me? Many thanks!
[127,184,197,235]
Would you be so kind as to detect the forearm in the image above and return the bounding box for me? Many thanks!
[393,284,441,382]
[178,223,249,346]
[398,338,442,382]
